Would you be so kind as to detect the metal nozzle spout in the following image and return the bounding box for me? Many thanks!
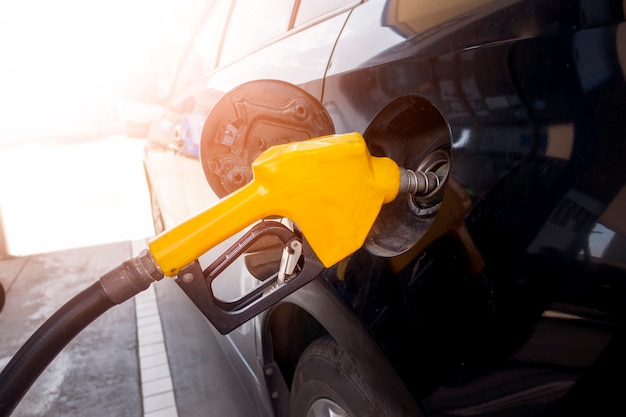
[399,167,441,196]
[366,148,451,258]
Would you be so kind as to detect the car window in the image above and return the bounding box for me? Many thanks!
[294,0,357,27]
[172,0,230,95]
[219,0,294,66]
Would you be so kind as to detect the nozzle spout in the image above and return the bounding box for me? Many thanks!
[399,168,441,196]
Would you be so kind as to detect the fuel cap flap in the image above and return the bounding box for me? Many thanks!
[200,80,335,197]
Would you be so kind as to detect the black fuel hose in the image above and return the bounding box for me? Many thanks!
[0,282,114,415]
[0,250,163,416]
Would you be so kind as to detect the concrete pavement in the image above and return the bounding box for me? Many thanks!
[0,242,142,416]
[0,240,257,417]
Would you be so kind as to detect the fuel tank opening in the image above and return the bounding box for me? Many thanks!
[364,96,452,257]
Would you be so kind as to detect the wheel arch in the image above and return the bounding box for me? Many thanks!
[260,278,423,417]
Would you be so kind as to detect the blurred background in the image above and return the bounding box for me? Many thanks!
[0,0,205,143]
[0,0,207,257]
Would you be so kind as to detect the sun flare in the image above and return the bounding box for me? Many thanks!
[0,0,203,256]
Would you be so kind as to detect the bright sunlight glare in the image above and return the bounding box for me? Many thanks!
[0,0,205,256]
[0,0,202,142]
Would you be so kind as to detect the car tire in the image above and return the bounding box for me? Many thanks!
[290,336,384,417]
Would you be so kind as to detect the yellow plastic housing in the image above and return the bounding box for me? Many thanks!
[149,132,400,276]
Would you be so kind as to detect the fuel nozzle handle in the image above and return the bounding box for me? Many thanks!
[148,132,428,276]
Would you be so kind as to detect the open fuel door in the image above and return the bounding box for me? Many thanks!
[199,80,335,197]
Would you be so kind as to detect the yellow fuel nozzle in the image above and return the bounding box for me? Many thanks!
[149,132,409,276]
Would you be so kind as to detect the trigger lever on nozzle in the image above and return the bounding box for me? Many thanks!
[278,237,303,285]
[274,218,303,285]
[175,220,324,335]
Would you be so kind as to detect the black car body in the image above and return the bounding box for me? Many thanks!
[141,0,626,415]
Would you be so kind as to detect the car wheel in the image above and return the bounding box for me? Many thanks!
[290,336,382,417]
